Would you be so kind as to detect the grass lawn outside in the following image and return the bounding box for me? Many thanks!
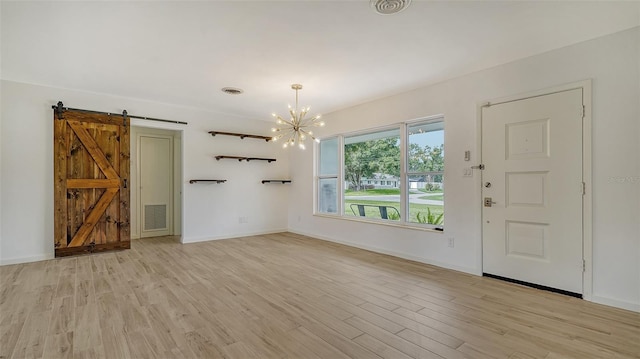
[346,188,440,196]
[345,188,403,196]
[419,194,444,201]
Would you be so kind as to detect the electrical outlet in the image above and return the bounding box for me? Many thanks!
[239,216,248,224]
[447,237,454,248]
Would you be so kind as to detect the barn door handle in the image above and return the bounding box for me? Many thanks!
[123,179,128,188]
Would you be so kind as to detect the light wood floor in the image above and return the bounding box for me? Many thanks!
[1,233,639,359]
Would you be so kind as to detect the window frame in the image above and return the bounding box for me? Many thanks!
[314,115,444,232]
[315,136,341,215]
[405,117,445,227]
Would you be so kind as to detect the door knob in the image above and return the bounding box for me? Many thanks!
[484,197,497,207]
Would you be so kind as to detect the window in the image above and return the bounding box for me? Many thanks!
[317,137,339,214]
[316,116,444,229]
[344,128,400,221]
[407,120,444,226]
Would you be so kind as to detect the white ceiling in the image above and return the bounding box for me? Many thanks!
[2,1,639,122]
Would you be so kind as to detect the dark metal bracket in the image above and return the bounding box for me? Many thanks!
[55,101,65,119]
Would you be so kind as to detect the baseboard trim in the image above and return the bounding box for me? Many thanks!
[0,253,55,266]
[182,228,288,244]
[287,229,477,275]
[591,295,640,313]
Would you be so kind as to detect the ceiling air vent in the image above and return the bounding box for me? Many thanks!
[370,0,411,15]
[221,87,244,95]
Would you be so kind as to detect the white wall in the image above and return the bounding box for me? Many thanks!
[0,81,290,264]
[289,27,640,312]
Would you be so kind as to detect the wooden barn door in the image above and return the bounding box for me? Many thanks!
[54,104,130,257]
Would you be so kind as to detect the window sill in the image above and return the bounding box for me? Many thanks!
[313,213,445,233]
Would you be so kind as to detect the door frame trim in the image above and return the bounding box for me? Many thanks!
[136,132,175,238]
[477,80,593,301]
[136,132,176,238]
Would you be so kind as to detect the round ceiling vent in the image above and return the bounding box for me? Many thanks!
[221,87,244,95]
[370,0,411,15]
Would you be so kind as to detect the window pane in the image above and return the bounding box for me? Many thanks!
[319,137,338,176]
[344,128,400,221]
[407,174,444,225]
[318,178,338,214]
[408,121,444,173]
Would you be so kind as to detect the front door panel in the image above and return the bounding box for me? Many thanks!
[482,89,583,294]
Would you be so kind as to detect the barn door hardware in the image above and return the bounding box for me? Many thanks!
[55,101,65,119]
[51,101,188,125]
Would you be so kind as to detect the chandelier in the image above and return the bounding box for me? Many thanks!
[271,84,324,149]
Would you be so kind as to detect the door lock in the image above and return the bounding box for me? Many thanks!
[484,197,496,207]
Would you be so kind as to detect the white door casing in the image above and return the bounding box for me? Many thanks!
[482,88,584,294]
[140,135,173,238]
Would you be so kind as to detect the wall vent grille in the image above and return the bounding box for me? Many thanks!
[144,204,167,231]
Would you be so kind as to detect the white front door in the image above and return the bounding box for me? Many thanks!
[482,89,584,294]
[140,135,173,238]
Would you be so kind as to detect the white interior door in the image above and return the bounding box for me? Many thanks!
[140,135,173,238]
[482,89,584,294]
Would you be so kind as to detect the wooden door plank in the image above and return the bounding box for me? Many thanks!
[54,117,68,249]
[119,123,131,244]
[64,111,125,126]
[68,121,119,179]
[97,123,120,244]
[67,179,120,188]
[68,188,119,247]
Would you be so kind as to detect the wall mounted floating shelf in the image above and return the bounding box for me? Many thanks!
[209,131,272,142]
[214,155,245,161]
[246,157,276,163]
[215,155,276,163]
[189,179,227,184]
[262,180,292,184]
